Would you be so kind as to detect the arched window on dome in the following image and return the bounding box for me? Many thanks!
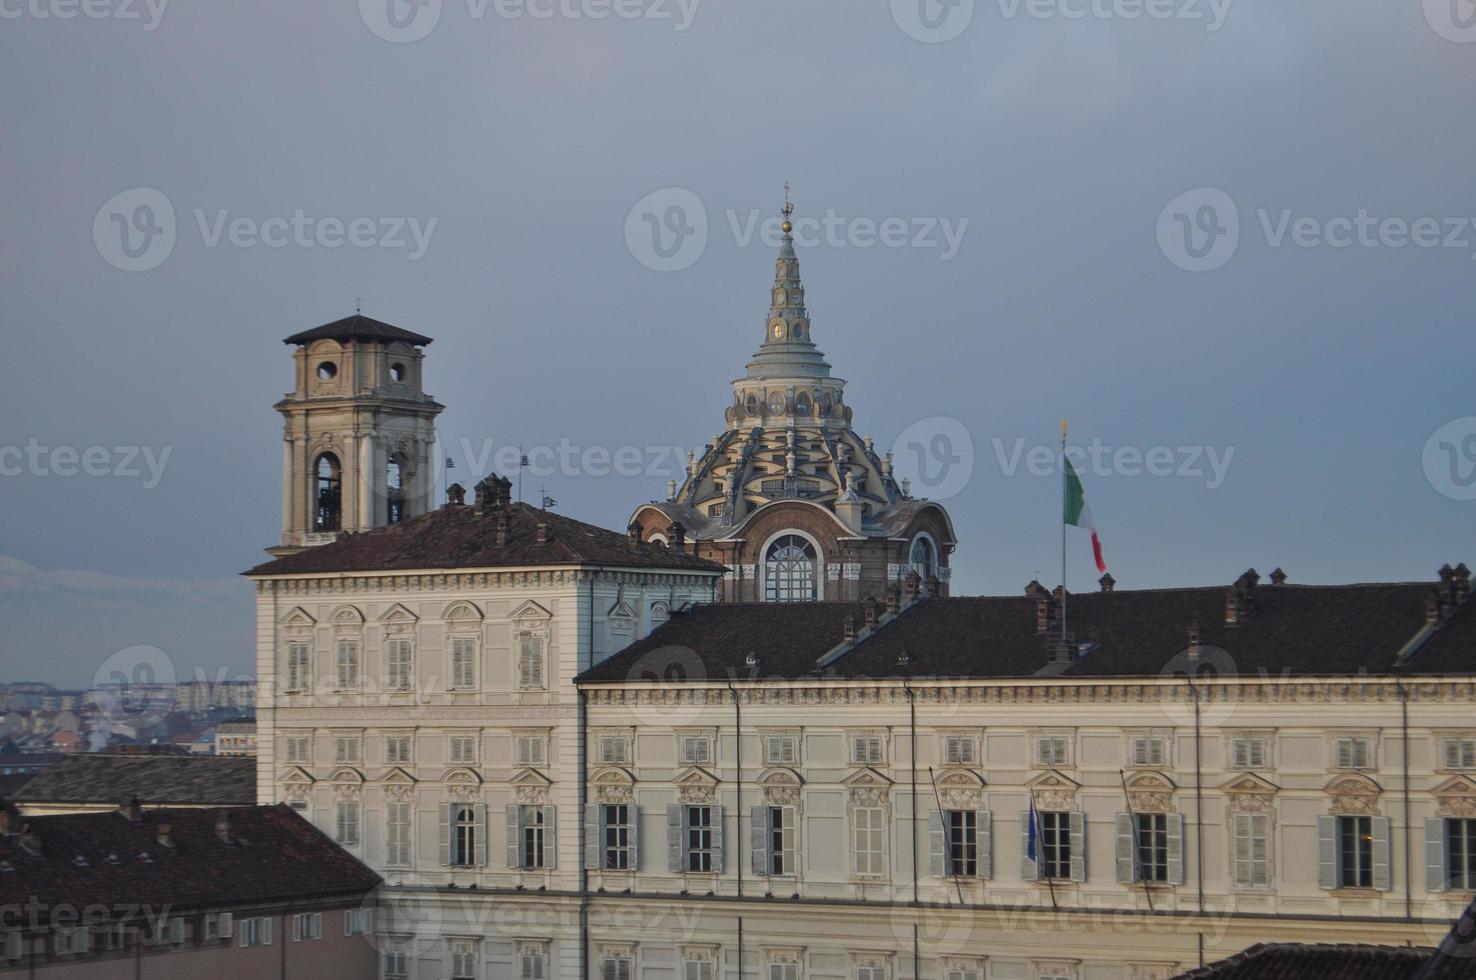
[765,534,818,603]
[910,534,936,585]
[314,453,342,532]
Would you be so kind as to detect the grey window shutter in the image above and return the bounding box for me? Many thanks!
[475,804,489,867]
[438,803,451,866]
[585,804,603,871]
[1371,816,1392,892]
[1069,811,1087,882]
[928,810,947,878]
[1426,818,1448,892]
[1317,815,1338,889]
[1167,813,1186,885]
[629,805,640,870]
[542,806,557,869]
[751,805,771,877]
[1019,812,1039,880]
[506,805,523,870]
[978,810,993,879]
[666,805,685,873]
[711,805,725,873]
[1115,813,1136,884]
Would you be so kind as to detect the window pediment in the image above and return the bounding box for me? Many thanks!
[279,607,316,629]
[758,766,804,787]
[674,765,719,788]
[511,599,553,624]
[1434,774,1476,817]
[378,602,418,624]
[607,600,636,620]
[442,767,483,785]
[329,767,365,784]
[1221,772,1279,795]
[281,766,315,785]
[840,766,893,789]
[841,767,893,806]
[1325,773,1382,815]
[1124,771,1176,813]
[329,605,364,626]
[441,600,483,624]
[1027,769,1080,810]
[381,766,417,786]
[934,769,985,790]
[591,766,635,804]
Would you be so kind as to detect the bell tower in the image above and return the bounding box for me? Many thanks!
[267,313,445,557]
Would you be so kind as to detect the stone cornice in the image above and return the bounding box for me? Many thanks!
[252,567,715,593]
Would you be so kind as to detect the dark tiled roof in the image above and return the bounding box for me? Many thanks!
[0,805,380,914]
[1173,943,1475,979]
[283,313,433,346]
[578,579,1474,684]
[1409,598,1476,674]
[13,754,256,806]
[246,502,727,577]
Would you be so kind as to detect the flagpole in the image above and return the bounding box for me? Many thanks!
[1060,419,1068,644]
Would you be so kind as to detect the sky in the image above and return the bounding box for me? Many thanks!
[0,0,1473,687]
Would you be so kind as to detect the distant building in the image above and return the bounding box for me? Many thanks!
[0,802,380,977]
[1172,938,1476,979]
[13,755,256,816]
[214,720,257,757]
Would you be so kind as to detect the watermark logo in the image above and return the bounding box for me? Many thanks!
[1424,0,1476,42]
[0,0,170,30]
[1424,417,1476,501]
[993,438,1235,490]
[1157,187,1239,272]
[621,644,711,727]
[892,0,975,42]
[1156,644,1238,727]
[359,0,442,42]
[892,417,975,502]
[93,188,175,273]
[625,187,708,272]
[92,644,177,728]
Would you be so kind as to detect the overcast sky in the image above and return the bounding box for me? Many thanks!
[1,0,1472,687]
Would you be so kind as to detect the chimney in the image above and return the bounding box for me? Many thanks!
[1035,595,1055,635]
[119,797,142,822]
[495,510,509,548]
[156,822,173,848]
[627,522,643,548]
[17,824,40,857]
[843,617,856,643]
[475,477,497,516]
[446,483,466,507]
[666,480,678,501]
[1187,624,1202,661]
[885,587,900,614]
[535,522,548,545]
[1025,580,1049,598]
[495,476,512,508]
[1099,573,1115,593]
[1428,592,1444,627]
[0,802,17,836]
[669,522,687,554]
[1269,567,1287,586]
[864,601,878,628]
[906,571,922,600]
[1455,563,1471,603]
[926,575,941,597]
[215,810,233,845]
[1225,588,1242,627]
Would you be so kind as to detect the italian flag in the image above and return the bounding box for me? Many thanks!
[1064,456,1107,573]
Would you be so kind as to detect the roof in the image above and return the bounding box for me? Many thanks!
[12,754,256,806]
[247,502,727,577]
[1172,943,1475,979]
[578,577,1474,684]
[0,804,380,915]
[283,313,433,347]
[1409,596,1476,674]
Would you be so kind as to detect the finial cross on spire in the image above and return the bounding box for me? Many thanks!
[782,182,794,219]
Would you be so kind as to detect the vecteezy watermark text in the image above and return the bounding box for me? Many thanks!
[994,437,1236,489]
[359,0,699,43]
[890,0,1232,43]
[0,440,171,488]
[0,0,168,30]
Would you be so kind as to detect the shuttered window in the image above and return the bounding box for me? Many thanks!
[1232,813,1270,887]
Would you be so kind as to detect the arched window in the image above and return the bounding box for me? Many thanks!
[386,454,406,524]
[765,534,818,603]
[314,453,342,531]
[910,535,936,584]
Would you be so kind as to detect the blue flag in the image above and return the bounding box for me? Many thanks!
[1026,798,1039,863]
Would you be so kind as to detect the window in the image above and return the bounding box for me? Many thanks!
[1232,813,1270,887]
[851,735,884,766]
[239,917,272,948]
[1130,736,1166,768]
[599,735,630,765]
[451,939,478,980]
[1337,815,1374,887]
[291,913,322,942]
[602,804,632,870]
[314,453,342,531]
[335,735,360,763]
[4,931,23,960]
[1231,736,1268,770]
[910,535,936,583]
[451,804,481,867]
[386,638,413,691]
[1039,811,1073,880]
[449,735,477,765]
[680,735,712,765]
[686,960,716,980]
[1134,813,1168,882]
[765,534,818,602]
[336,640,360,689]
[385,735,411,764]
[336,801,361,845]
[853,806,886,877]
[1037,735,1070,767]
[687,805,714,872]
[203,912,233,941]
[520,951,548,980]
[286,642,310,693]
[1443,738,1476,771]
[384,948,409,980]
[521,806,548,869]
[857,965,887,980]
[945,969,981,980]
[386,454,406,524]
[387,801,412,866]
[516,734,547,767]
[943,735,976,766]
[1447,818,1476,889]
[946,810,978,876]
[1334,736,1372,770]
[55,926,90,954]
[769,964,799,980]
[451,636,477,689]
[765,734,798,765]
[285,735,310,763]
[344,908,372,936]
[518,635,545,690]
[602,957,633,980]
[766,806,796,876]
